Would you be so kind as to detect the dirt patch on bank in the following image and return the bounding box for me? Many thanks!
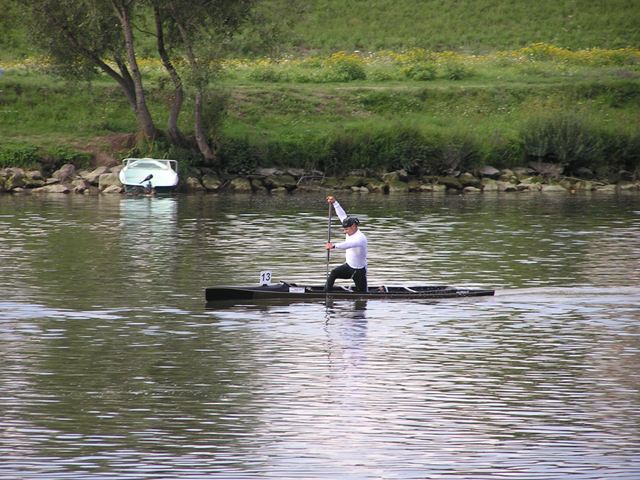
[71,133,137,167]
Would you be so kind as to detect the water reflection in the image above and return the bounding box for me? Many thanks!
[119,197,178,282]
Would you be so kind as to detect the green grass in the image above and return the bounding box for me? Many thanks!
[258,0,640,53]
[1,0,639,176]
[2,0,640,59]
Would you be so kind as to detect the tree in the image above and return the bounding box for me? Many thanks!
[152,0,257,165]
[23,0,158,140]
[20,0,259,166]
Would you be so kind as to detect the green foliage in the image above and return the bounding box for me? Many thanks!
[521,113,603,173]
[218,137,260,173]
[441,61,473,81]
[3,0,640,58]
[0,143,92,174]
[0,143,40,169]
[319,126,480,175]
[260,0,640,53]
[403,63,437,81]
[247,66,284,82]
[325,54,366,81]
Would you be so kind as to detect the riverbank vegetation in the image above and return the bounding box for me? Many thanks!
[1,0,639,181]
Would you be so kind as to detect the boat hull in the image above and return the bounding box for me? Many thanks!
[205,283,495,303]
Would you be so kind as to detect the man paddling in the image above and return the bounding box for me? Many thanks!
[324,196,368,292]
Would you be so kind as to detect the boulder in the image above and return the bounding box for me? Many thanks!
[295,182,324,193]
[23,171,44,188]
[52,164,76,183]
[183,176,206,192]
[365,179,387,193]
[540,184,567,192]
[255,167,282,176]
[459,172,481,188]
[438,176,463,190]
[382,169,409,183]
[478,165,501,179]
[250,178,269,193]
[528,161,563,178]
[33,183,71,194]
[202,174,223,192]
[229,177,252,192]
[341,175,366,188]
[72,179,91,194]
[516,180,542,191]
[82,166,109,184]
[386,179,409,193]
[265,174,297,190]
[98,172,122,190]
[499,169,517,183]
[4,170,25,190]
[407,179,422,191]
[481,179,499,191]
[102,185,123,194]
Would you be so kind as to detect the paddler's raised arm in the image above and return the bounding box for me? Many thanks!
[326,195,347,222]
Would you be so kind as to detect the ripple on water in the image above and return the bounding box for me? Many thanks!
[1,194,640,479]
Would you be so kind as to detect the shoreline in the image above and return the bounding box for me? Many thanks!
[1,162,639,196]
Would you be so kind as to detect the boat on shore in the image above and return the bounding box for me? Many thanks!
[119,157,179,194]
[205,282,495,304]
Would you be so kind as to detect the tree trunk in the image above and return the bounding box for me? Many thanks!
[154,7,186,146]
[112,0,157,140]
[194,89,217,165]
[175,19,218,166]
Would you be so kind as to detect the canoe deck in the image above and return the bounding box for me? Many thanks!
[205,282,495,303]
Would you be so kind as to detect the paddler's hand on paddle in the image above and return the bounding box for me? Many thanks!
[326,195,335,204]
[325,242,335,250]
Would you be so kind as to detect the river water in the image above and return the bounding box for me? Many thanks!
[1,192,639,479]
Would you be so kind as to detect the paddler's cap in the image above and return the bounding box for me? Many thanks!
[342,217,360,228]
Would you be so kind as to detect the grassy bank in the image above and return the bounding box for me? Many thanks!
[1,45,640,177]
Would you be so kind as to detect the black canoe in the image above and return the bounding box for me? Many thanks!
[205,282,495,303]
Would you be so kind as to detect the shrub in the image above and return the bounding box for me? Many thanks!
[440,61,473,80]
[402,62,437,80]
[428,134,481,175]
[0,143,40,169]
[324,52,367,81]
[521,113,603,174]
[323,126,447,175]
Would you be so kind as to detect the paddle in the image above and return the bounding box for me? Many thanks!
[326,201,332,286]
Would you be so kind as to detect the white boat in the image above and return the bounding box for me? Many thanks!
[119,158,179,193]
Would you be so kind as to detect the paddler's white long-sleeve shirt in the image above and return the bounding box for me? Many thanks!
[332,200,368,269]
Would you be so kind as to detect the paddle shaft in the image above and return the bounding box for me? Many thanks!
[326,203,332,281]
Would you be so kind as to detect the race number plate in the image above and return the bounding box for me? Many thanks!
[259,270,272,286]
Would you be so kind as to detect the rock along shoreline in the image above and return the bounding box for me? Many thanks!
[1,162,639,196]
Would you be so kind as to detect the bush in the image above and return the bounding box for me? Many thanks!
[521,113,603,174]
[325,52,367,81]
[440,61,473,80]
[403,62,437,80]
[0,143,40,169]
[322,126,469,175]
